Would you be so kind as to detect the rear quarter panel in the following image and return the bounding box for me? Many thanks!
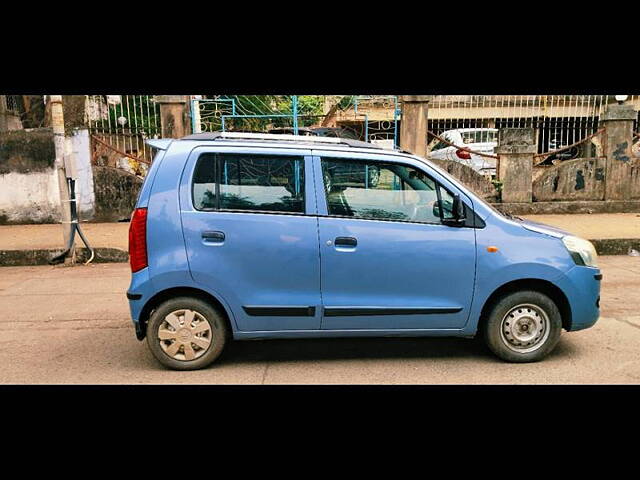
[145,142,194,293]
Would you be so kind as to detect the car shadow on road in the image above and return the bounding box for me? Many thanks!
[117,330,578,371]
[217,336,496,365]
[215,335,579,366]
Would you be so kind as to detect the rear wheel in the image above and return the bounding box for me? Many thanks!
[483,290,562,363]
[146,296,228,370]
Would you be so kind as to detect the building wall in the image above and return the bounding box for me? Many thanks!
[0,128,95,224]
[92,166,142,222]
[0,169,60,223]
[4,114,23,131]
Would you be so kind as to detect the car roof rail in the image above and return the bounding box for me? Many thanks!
[180,131,383,150]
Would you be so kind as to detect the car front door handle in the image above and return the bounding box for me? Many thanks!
[202,231,225,244]
[334,236,357,247]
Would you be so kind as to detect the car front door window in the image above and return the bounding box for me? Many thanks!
[321,158,443,224]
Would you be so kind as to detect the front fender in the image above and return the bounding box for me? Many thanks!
[463,261,569,334]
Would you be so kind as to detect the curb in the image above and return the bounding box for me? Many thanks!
[493,201,640,215]
[0,248,128,267]
[590,239,640,256]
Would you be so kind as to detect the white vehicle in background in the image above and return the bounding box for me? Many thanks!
[427,128,497,177]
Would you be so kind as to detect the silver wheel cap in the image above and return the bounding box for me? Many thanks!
[158,309,212,361]
[500,303,550,354]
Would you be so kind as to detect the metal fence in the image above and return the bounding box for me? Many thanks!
[4,95,23,114]
[86,95,639,167]
[86,95,161,163]
[426,95,611,154]
[334,96,401,148]
[333,95,640,155]
[190,95,401,149]
[192,95,327,135]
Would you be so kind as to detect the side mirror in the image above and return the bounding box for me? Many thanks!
[442,194,466,227]
[454,194,465,219]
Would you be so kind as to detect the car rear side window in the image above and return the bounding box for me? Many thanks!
[192,153,305,214]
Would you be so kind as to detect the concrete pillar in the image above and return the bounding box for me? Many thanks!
[495,128,536,203]
[191,95,202,134]
[599,103,637,200]
[0,96,8,132]
[399,96,430,157]
[155,95,191,138]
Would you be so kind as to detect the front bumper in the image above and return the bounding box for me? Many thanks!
[555,265,602,331]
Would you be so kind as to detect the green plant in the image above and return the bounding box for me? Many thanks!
[491,179,503,202]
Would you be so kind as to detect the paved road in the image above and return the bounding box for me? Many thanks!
[1,257,639,384]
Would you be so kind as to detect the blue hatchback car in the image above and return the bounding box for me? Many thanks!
[127,132,601,370]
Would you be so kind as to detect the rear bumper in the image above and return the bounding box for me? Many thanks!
[555,265,602,331]
[127,268,153,340]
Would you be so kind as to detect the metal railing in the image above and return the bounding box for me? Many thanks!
[192,95,327,135]
[86,95,161,163]
[190,96,401,148]
[332,95,640,155]
[339,96,400,148]
[4,95,23,114]
[426,95,611,154]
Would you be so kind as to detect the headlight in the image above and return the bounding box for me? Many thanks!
[562,236,598,267]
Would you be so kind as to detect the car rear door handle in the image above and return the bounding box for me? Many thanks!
[202,231,225,244]
[334,236,357,247]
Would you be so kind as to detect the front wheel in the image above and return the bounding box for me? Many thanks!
[483,290,562,363]
[146,296,228,370]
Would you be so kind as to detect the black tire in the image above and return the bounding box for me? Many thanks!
[483,290,562,363]
[146,296,228,370]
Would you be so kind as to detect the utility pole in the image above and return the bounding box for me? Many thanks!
[49,95,73,262]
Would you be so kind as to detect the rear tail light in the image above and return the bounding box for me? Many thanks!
[129,208,148,272]
[456,149,472,160]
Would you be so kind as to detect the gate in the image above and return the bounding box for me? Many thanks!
[189,95,401,148]
[86,95,161,173]
[192,95,320,135]
[334,96,401,148]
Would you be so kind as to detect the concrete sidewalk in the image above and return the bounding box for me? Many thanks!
[0,213,639,265]
[524,213,640,240]
[0,222,129,251]
[0,222,130,266]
